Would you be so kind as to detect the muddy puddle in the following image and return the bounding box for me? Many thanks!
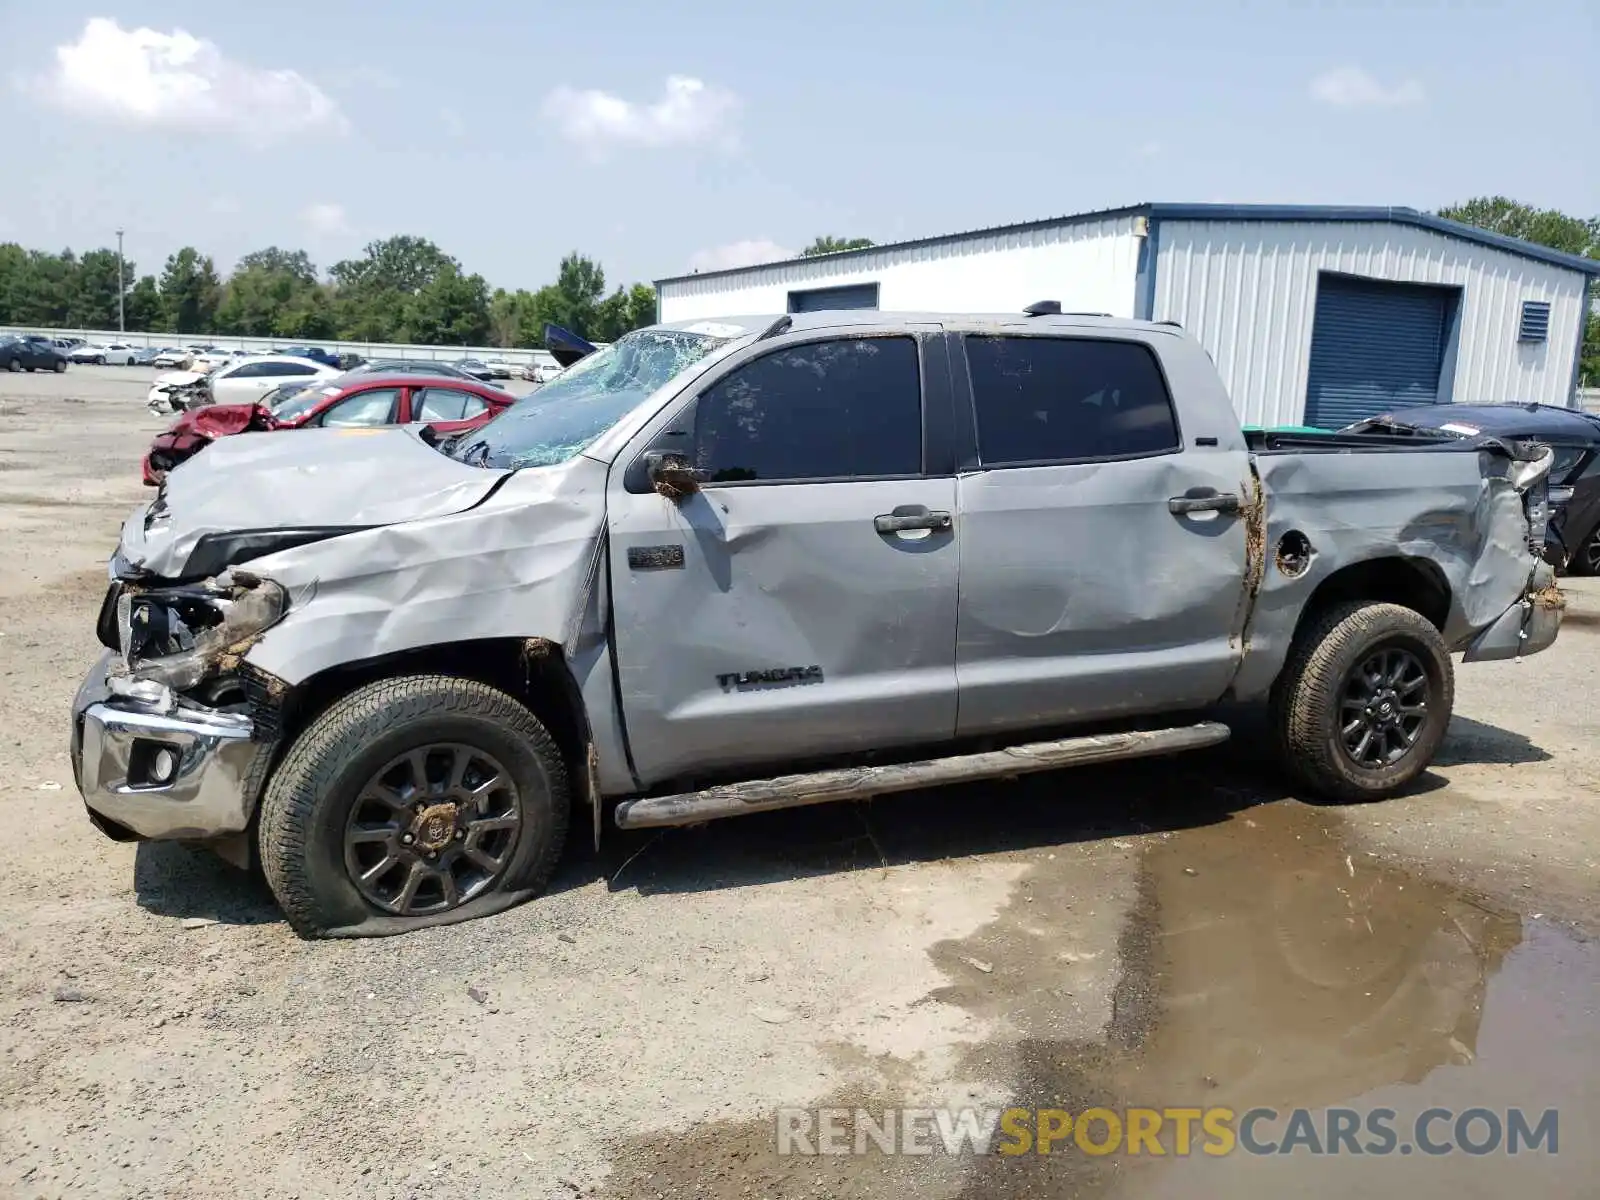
[597,793,1597,1199]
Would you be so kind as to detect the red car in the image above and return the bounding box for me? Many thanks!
[142,373,517,484]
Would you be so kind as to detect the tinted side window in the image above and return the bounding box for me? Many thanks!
[270,361,319,377]
[965,336,1180,465]
[694,337,922,483]
[227,362,267,378]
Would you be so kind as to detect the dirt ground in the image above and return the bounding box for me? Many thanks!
[1,368,1596,1199]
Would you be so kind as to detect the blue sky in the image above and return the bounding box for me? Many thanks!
[0,2,1593,292]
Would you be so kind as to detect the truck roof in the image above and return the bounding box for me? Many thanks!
[656,311,1181,338]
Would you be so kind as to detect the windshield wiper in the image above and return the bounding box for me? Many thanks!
[447,437,492,467]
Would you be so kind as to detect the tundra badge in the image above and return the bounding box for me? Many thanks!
[716,666,823,690]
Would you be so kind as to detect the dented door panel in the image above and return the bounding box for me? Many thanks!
[607,479,960,786]
[954,448,1252,734]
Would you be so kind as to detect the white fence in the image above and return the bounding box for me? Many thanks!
[1579,387,1600,414]
[0,324,557,369]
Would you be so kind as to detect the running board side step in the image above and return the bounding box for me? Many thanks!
[612,721,1230,830]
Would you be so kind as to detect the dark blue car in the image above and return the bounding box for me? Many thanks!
[277,345,342,368]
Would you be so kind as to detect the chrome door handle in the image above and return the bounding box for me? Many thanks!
[1169,493,1240,515]
[874,510,952,533]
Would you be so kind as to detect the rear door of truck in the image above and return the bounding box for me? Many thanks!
[949,324,1255,734]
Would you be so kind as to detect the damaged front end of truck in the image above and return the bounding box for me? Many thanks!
[73,557,293,860]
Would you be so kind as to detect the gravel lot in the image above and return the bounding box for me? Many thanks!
[1,366,1596,1199]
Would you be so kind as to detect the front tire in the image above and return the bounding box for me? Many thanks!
[1270,601,1453,802]
[258,675,570,938]
[53,359,66,373]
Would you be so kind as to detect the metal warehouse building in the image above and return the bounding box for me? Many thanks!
[657,204,1599,429]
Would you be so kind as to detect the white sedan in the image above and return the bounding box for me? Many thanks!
[69,342,140,365]
[146,355,341,409]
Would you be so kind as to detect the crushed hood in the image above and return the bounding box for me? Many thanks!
[160,401,272,439]
[119,426,509,578]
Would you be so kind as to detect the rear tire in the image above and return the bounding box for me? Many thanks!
[258,675,570,938]
[1270,601,1453,802]
[53,359,66,373]
[5,358,18,373]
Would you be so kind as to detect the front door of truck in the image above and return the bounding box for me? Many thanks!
[606,330,961,787]
[950,329,1253,736]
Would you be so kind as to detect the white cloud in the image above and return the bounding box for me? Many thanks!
[1134,140,1162,159]
[1309,66,1424,108]
[543,75,738,154]
[31,18,347,143]
[688,239,795,273]
[302,203,349,236]
[440,107,466,137]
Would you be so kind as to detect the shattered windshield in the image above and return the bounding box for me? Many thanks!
[448,328,736,469]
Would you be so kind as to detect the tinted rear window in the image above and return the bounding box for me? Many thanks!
[965,336,1180,465]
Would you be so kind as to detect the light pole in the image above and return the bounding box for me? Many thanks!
[116,228,125,334]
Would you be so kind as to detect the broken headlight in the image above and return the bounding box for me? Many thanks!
[115,572,288,692]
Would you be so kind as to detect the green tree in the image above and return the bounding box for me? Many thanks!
[801,236,875,257]
[1438,197,1600,386]
[159,247,221,334]
[1436,198,1599,259]
[11,250,75,327]
[0,244,30,325]
[402,263,491,345]
[67,248,128,329]
[593,282,659,341]
[236,247,318,282]
[217,247,328,338]
[330,236,457,342]
[489,287,544,347]
[125,275,164,332]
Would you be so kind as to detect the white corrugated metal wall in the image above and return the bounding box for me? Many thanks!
[658,215,1144,321]
[1152,220,1588,427]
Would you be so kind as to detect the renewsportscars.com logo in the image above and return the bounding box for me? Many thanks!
[775,1106,1560,1158]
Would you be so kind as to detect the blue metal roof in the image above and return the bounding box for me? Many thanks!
[656,202,1600,286]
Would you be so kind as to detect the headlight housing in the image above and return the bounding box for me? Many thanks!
[115,572,288,691]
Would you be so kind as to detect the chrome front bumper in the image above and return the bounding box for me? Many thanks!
[70,651,263,840]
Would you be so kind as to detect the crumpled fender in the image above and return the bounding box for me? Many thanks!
[239,457,609,687]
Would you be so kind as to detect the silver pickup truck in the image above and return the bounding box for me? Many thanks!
[71,310,1563,937]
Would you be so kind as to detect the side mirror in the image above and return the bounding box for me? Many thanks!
[645,450,706,501]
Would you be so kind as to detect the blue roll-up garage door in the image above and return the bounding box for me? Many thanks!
[1304,275,1455,428]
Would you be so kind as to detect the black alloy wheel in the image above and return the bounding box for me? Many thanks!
[343,743,523,917]
[1337,644,1431,769]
